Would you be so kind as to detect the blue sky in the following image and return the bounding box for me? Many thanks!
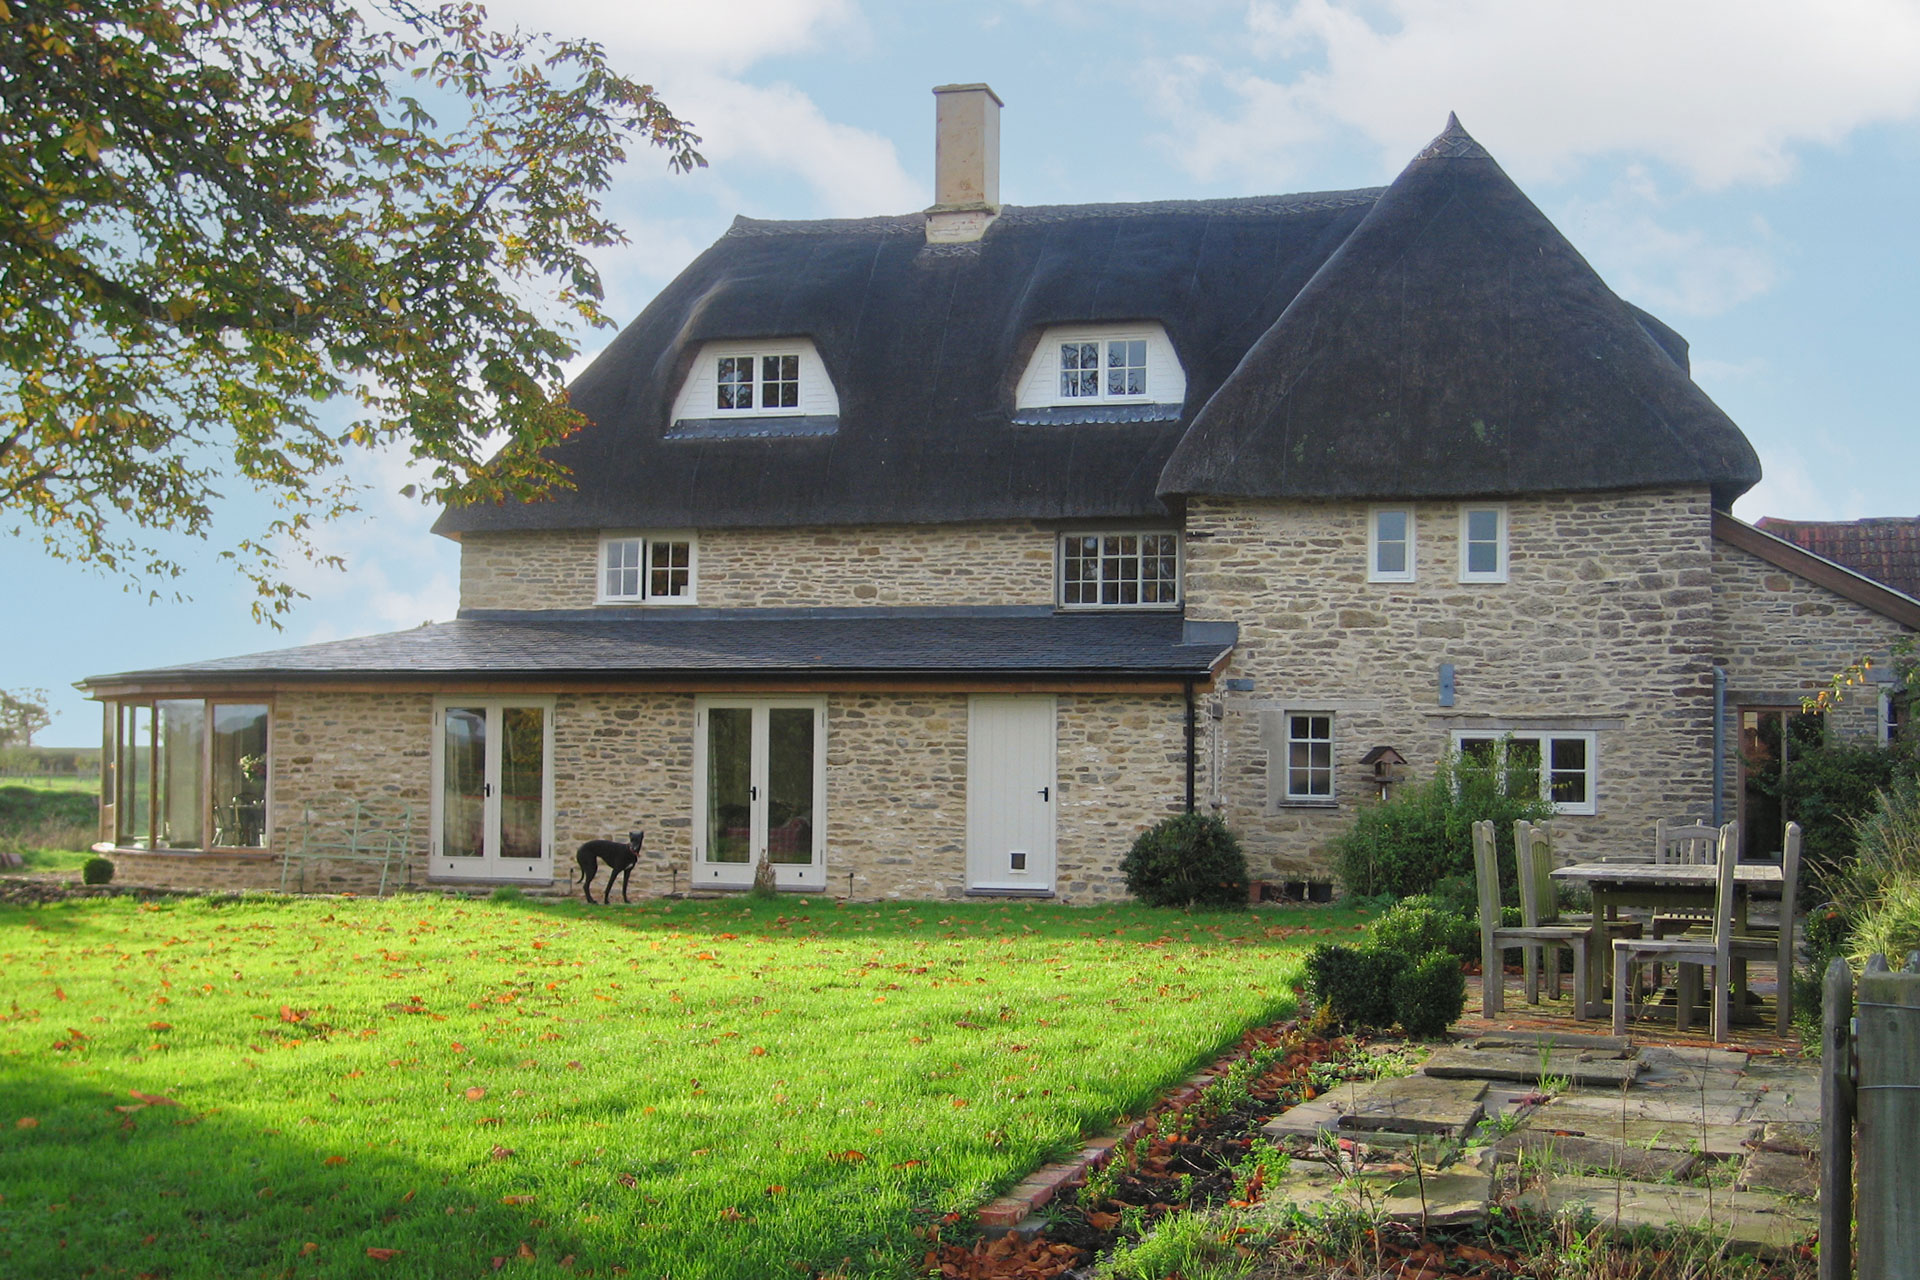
[8,0,1920,746]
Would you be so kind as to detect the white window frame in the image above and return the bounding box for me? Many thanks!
[1283,711,1336,804]
[1884,686,1908,745]
[1458,504,1509,583]
[1368,506,1417,583]
[712,347,806,417]
[1056,531,1182,610]
[597,532,698,605]
[1053,333,1153,404]
[1452,729,1597,816]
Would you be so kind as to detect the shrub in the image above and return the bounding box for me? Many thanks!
[1120,813,1248,909]
[1329,750,1554,899]
[81,856,114,885]
[488,885,524,903]
[1364,898,1479,963]
[1301,943,1407,1031]
[1776,733,1920,901]
[1392,951,1467,1037]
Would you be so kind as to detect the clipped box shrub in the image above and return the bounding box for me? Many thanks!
[1392,950,1467,1037]
[1365,897,1479,963]
[1301,943,1407,1031]
[1120,813,1248,909]
[81,856,114,885]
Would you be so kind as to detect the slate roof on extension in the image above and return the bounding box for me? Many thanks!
[1755,517,1920,601]
[80,609,1237,690]
[1158,118,1762,510]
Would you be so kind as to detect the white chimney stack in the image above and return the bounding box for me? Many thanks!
[926,83,1002,244]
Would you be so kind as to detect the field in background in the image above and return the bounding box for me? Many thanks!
[0,782,97,872]
[0,893,1365,1279]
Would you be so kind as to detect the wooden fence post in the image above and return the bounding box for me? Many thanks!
[1820,957,1854,1280]
[1855,951,1920,1280]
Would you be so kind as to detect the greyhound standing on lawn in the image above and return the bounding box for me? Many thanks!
[575,830,643,903]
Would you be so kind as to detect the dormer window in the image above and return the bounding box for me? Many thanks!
[1012,322,1185,425]
[716,353,801,413]
[668,339,839,439]
[1060,338,1148,400]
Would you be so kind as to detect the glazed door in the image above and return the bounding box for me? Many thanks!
[694,699,826,890]
[432,700,554,881]
[966,696,1056,893]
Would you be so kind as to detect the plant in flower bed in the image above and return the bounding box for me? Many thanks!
[0,892,1364,1279]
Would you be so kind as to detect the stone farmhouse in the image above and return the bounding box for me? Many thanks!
[82,88,1920,900]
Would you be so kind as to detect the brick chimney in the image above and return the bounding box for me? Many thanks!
[926,83,1002,244]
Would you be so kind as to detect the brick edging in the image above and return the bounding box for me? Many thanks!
[974,1067,1221,1230]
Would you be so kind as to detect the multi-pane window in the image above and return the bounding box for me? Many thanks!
[1459,505,1507,582]
[1058,338,1149,401]
[1456,731,1596,815]
[1059,532,1180,608]
[600,534,696,603]
[1369,507,1415,581]
[1286,714,1334,801]
[106,700,270,849]
[715,354,801,413]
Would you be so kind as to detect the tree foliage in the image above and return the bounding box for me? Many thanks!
[0,689,53,749]
[1,0,702,615]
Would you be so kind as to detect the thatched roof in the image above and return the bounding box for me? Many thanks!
[1157,116,1761,509]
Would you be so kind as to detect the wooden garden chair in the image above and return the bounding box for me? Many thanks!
[1611,821,1738,1040]
[1474,820,1593,1019]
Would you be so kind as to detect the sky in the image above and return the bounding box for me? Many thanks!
[7,0,1920,746]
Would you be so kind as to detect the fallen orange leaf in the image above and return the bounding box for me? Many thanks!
[300,1243,318,1256]
[323,1156,348,1166]
[501,1194,535,1205]
[365,1247,400,1261]
[465,1087,486,1101]
[517,1242,536,1260]
[16,1117,37,1129]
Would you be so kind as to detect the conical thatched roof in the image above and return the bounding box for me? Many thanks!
[1158,116,1761,509]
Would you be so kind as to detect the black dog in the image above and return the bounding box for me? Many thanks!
[576,830,643,903]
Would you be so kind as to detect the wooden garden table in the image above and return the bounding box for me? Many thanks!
[1550,860,1784,1022]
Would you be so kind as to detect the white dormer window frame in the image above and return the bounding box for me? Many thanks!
[1459,504,1509,583]
[669,339,840,430]
[598,532,698,605]
[1013,323,1186,415]
[1368,506,1417,583]
[713,348,803,415]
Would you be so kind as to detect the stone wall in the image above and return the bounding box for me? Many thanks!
[1183,488,1723,878]
[457,523,1060,612]
[100,688,1180,904]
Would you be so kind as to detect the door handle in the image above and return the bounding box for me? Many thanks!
[750,785,759,801]
[1038,786,1050,802]
[483,783,494,798]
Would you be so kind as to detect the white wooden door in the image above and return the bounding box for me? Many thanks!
[967,696,1056,892]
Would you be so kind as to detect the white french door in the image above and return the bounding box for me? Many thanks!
[693,697,827,890]
[431,699,554,881]
[967,696,1057,893]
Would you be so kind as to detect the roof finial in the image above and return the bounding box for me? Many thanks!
[1415,113,1489,162]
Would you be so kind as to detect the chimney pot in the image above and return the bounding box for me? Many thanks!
[927,83,1001,243]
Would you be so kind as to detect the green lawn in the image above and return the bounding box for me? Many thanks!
[0,893,1366,1279]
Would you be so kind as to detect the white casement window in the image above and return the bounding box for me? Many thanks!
[1058,532,1181,609]
[1058,337,1149,401]
[1459,505,1508,582]
[599,533,696,604]
[1284,713,1335,802]
[1454,730,1597,816]
[1368,507,1416,582]
[715,352,801,413]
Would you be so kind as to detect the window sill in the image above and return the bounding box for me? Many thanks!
[593,599,699,608]
[666,415,838,440]
[100,845,278,858]
[1054,603,1183,614]
[1271,800,1339,811]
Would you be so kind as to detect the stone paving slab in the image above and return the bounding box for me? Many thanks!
[1495,1130,1700,1181]
[1746,1086,1819,1124]
[1422,1046,1645,1087]
[1334,1075,1489,1138]
[1736,1123,1819,1198]
[1472,1031,1633,1056]
[1518,1175,1818,1253]
[1537,1088,1756,1128]
[1261,1154,1494,1230]
[1528,1100,1756,1157]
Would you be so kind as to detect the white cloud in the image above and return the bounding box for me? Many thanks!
[1733,441,1872,524]
[484,0,860,71]
[1157,0,1920,189]
[1553,196,1779,318]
